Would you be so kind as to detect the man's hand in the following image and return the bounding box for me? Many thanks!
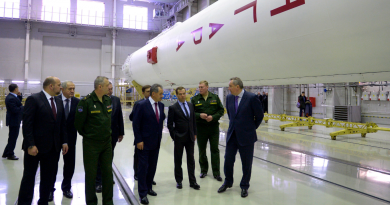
[200,113,208,119]
[194,135,197,141]
[62,144,69,155]
[137,142,144,150]
[28,146,38,156]
[118,135,124,142]
[206,115,213,122]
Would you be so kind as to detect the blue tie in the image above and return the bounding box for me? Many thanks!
[65,99,69,120]
[235,96,239,113]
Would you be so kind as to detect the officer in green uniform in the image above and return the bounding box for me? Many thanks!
[74,76,113,205]
[191,80,225,181]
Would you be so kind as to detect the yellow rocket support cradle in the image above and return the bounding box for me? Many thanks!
[264,114,390,140]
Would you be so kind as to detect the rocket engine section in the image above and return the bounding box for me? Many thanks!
[122,0,390,87]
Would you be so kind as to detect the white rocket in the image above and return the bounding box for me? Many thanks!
[122,0,390,87]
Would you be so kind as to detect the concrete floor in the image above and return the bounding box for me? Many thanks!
[1,107,390,205]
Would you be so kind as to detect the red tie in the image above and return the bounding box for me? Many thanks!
[50,97,57,120]
[155,102,159,123]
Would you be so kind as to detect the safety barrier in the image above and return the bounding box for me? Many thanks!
[263,114,390,140]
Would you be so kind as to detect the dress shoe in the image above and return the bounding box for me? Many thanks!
[147,189,157,196]
[152,181,156,185]
[214,175,222,181]
[48,192,54,202]
[134,175,138,180]
[140,196,149,204]
[241,189,248,198]
[217,184,231,193]
[176,182,183,189]
[190,183,200,190]
[63,190,73,199]
[95,185,102,193]
[7,155,18,160]
[199,173,207,178]
[1,154,6,158]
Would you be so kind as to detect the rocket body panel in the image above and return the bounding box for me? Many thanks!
[123,0,390,87]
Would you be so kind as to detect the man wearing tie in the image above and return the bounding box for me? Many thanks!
[133,84,165,204]
[218,77,263,198]
[167,87,200,190]
[95,81,124,192]
[50,81,80,200]
[2,84,23,160]
[18,77,68,205]
[129,85,151,182]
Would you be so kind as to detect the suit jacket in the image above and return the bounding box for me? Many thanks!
[55,95,80,146]
[298,95,306,109]
[110,95,124,140]
[22,91,68,153]
[226,90,263,146]
[167,101,197,142]
[129,98,145,122]
[132,99,166,150]
[5,93,23,127]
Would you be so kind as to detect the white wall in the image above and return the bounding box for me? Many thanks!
[0,0,160,96]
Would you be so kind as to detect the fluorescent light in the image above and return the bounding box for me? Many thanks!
[0,80,4,83]
[28,81,41,84]
[12,81,24,83]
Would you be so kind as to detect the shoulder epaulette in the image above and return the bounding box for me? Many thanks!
[82,94,91,101]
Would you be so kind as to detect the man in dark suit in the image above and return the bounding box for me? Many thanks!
[133,84,166,204]
[218,77,263,198]
[298,92,306,117]
[18,76,68,205]
[167,87,200,190]
[129,85,152,182]
[263,92,268,113]
[2,84,23,160]
[50,81,80,200]
[95,81,125,192]
[257,92,263,105]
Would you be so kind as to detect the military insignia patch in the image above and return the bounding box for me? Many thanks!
[78,106,83,112]
[210,100,217,103]
[107,105,112,108]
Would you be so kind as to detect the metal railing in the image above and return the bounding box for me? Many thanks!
[0,4,161,32]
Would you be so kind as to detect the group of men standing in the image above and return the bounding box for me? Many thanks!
[11,76,124,205]
[4,75,263,205]
[130,78,264,204]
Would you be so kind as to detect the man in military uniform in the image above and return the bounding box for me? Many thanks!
[191,80,225,181]
[75,76,113,205]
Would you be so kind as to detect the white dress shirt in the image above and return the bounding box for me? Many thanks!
[149,97,160,118]
[42,90,57,112]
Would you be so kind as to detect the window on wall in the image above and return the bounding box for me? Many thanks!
[41,0,70,23]
[0,0,20,18]
[123,5,148,30]
[77,0,105,26]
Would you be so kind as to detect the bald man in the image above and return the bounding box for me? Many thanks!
[18,77,68,205]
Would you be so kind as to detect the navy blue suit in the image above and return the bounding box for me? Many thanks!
[52,95,80,192]
[224,90,263,189]
[132,99,165,198]
[2,93,23,157]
